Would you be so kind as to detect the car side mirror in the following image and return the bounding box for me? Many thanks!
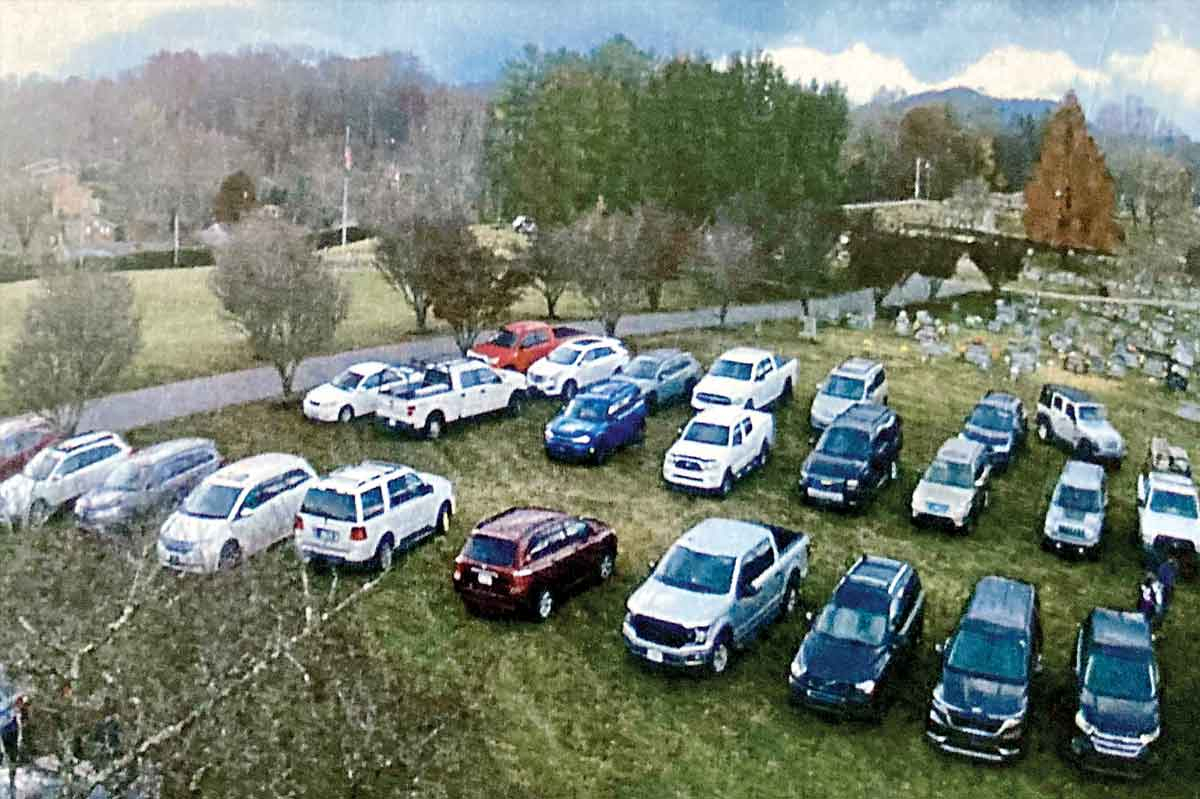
[676,425,684,437]
[815,381,826,392]
[417,483,433,497]
[237,506,257,520]
[647,558,658,575]
[804,610,814,624]
[934,641,946,655]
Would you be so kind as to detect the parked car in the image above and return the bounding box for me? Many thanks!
[295,460,454,572]
[959,390,1027,471]
[0,416,59,482]
[452,507,617,620]
[611,348,702,410]
[1042,460,1108,558]
[544,380,647,463]
[799,404,902,510]
[1068,608,1162,777]
[1136,468,1200,568]
[525,337,630,400]
[74,438,223,535]
[789,555,925,719]
[303,362,423,423]
[0,431,132,528]
[809,357,888,435]
[662,407,774,496]
[0,667,28,752]
[622,518,809,674]
[1035,383,1125,467]
[157,453,316,573]
[691,347,796,411]
[375,358,527,439]
[926,575,1043,763]
[467,321,589,372]
[909,437,992,533]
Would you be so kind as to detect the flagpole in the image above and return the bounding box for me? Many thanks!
[341,125,350,247]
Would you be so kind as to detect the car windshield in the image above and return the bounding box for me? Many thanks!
[181,483,242,520]
[489,330,517,348]
[818,427,869,459]
[1085,650,1155,702]
[462,534,517,567]
[655,546,736,595]
[970,405,1013,431]
[815,604,888,646]
[709,359,752,380]
[946,625,1028,683]
[824,374,865,400]
[1056,484,1102,513]
[621,357,660,380]
[1148,489,1199,518]
[331,370,364,391]
[1078,405,1106,422]
[924,459,974,489]
[683,422,729,446]
[103,462,150,492]
[23,449,62,481]
[547,347,582,365]
[301,488,358,522]
[564,398,607,422]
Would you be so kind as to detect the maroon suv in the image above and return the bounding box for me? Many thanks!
[452,507,617,621]
[0,417,59,482]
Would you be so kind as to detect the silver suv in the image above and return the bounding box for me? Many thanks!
[1035,384,1125,467]
[809,357,888,436]
[1042,460,1107,558]
[910,437,991,532]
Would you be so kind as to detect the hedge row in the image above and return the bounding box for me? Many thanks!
[0,248,215,284]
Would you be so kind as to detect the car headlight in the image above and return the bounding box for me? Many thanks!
[997,716,1023,735]
[692,626,709,644]
[701,460,720,471]
[571,434,591,444]
[544,428,554,441]
[1074,710,1097,737]
[790,659,806,680]
[1138,726,1160,745]
[854,679,876,694]
[845,479,859,490]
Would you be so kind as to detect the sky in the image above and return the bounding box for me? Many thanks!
[2,0,1199,133]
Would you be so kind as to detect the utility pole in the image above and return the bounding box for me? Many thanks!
[341,125,351,246]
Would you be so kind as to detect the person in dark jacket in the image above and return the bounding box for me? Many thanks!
[1156,557,1178,611]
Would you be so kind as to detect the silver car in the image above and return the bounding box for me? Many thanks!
[612,348,701,411]
[910,437,991,533]
[1042,459,1107,558]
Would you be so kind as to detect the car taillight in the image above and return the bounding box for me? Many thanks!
[293,515,304,531]
[452,566,462,581]
[407,405,416,416]
[350,526,367,541]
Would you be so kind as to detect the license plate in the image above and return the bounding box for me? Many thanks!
[314,527,337,543]
[477,572,494,586]
[808,488,843,502]
[646,648,664,663]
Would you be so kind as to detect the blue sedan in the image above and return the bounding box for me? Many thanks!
[544,380,648,464]
[611,348,702,411]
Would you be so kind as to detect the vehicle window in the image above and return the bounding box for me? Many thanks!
[386,476,407,506]
[24,449,63,480]
[732,429,743,447]
[621,357,659,380]
[280,469,311,491]
[382,369,404,384]
[817,427,869,459]
[946,625,1028,683]
[565,520,589,543]
[458,370,479,389]
[0,434,21,457]
[488,330,517,348]
[1084,651,1155,701]
[59,453,87,476]
[1148,489,1199,518]
[360,487,385,520]
[102,462,150,492]
[593,347,614,360]
[547,347,583,366]
[1052,395,1063,412]
[740,541,774,585]
[824,375,865,400]
[580,349,600,363]
[462,534,517,567]
[300,488,358,522]
[741,418,752,436]
[1066,405,1077,423]
[331,369,364,391]
[480,370,502,385]
[521,331,547,348]
[241,484,268,512]
[710,359,752,381]
[655,546,736,595]
[969,405,1013,431]
[1078,405,1106,422]
[683,422,729,446]
[182,483,242,519]
[870,371,885,392]
[362,372,383,390]
[923,460,974,489]
[758,359,774,377]
[527,525,567,561]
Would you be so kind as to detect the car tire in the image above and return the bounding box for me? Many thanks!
[424,412,445,440]
[719,470,735,497]
[27,499,52,528]
[597,550,616,582]
[337,405,354,424]
[780,379,793,405]
[375,534,395,573]
[507,392,524,417]
[533,587,554,622]
[436,502,452,536]
[562,381,578,401]
[218,540,242,571]
[646,392,658,412]
[709,634,732,676]
[780,579,800,620]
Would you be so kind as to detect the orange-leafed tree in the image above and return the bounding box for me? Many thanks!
[1024,91,1123,255]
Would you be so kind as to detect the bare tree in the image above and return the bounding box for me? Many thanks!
[517,230,573,319]
[560,201,646,337]
[210,218,349,398]
[2,266,141,434]
[688,216,758,327]
[373,220,440,332]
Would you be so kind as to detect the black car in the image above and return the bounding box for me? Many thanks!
[926,575,1043,763]
[789,555,924,719]
[1069,608,1162,778]
[960,390,1027,471]
[799,404,902,510]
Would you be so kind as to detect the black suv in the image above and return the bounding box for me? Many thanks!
[799,404,902,510]
[1069,608,1162,777]
[960,390,1028,471]
[789,555,924,719]
[926,575,1043,763]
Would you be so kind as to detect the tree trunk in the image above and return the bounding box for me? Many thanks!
[603,314,619,337]
[646,283,663,312]
[173,210,180,267]
[414,301,429,331]
[543,290,559,319]
[277,361,295,399]
[718,302,729,327]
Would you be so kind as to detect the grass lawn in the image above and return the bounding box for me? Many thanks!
[37,316,1190,797]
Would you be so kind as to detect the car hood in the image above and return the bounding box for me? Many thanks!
[1080,690,1159,738]
[912,481,973,510]
[547,417,605,439]
[799,633,885,683]
[1078,420,1122,446]
[810,394,855,424]
[611,374,654,394]
[1142,510,1200,542]
[961,425,1012,449]
[0,474,37,518]
[668,440,728,462]
[804,453,866,481]
[694,375,751,401]
[626,579,732,630]
[940,668,1027,718]
[159,511,231,545]
[1046,504,1102,532]
[527,359,572,381]
[305,383,351,406]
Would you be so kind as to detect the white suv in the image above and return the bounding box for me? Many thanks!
[303,362,422,423]
[809,357,888,435]
[1136,470,1200,566]
[0,431,132,527]
[294,460,455,571]
[526,337,630,399]
[158,453,316,572]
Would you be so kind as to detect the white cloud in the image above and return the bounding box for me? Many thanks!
[1109,38,1200,104]
[763,43,928,104]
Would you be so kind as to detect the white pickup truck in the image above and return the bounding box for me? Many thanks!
[376,359,527,439]
[691,347,797,411]
[663,407,776,496]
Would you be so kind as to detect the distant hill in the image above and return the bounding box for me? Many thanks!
[893,86,1056,129]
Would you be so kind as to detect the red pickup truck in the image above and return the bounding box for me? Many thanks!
[467,321,588,373]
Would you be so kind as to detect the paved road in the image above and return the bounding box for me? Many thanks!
[75,299,809,432]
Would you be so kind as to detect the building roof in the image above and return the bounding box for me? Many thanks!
[680,518,769,558]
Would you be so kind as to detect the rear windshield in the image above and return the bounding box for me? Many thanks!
[181,483,242,519]
[683,422,729,446]
[818,427,869,459]
[710,359,752,381]
[301,488,358,522]
[462,534,517,567]
[947,625,1028,683]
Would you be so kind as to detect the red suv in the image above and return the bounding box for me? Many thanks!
[452,507,617,621]
[0,417,59,482]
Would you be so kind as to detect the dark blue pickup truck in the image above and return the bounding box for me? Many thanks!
[543,380,647,464]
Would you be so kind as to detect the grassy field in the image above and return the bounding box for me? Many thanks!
[30,316,1187,796]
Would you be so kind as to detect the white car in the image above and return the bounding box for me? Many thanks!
[0,431,132,527]
[662,407,775,496]
[691,347,797,411]
[158,453,316,573]
[525,337,630,399]
[303,362,422,423]
[1136,470,1200,564]
[295,460,455,571]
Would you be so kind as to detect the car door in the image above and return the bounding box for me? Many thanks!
[524,525,566,593]
[557,518,593,588]
[729,425,746,475]
[233,481,272,555]
[64,444,121,502]
[455,368,483,418]
[356,371,384,416]
[579,347,604,386]
[729,541,777,642]
[737,417,757,473]
[518,330,549,371]
[1049,394,1071,441]
[658,358,685,403]
[389,473,437,544]
[868,370,887,403]
[476,369,507,413]
[52,451,91,506]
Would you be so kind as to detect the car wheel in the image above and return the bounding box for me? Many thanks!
[780,379,793,404]
[597,550,615,582]
[424,412,445,440]
[218,540,242,571]
[634,419,647,444]
[562,381,578,401]
[533,588,554,622]
[719,470,735,497]
[507,392,524,417]
[646,392,658,412]
[709,635,732,675]
[780,580,800,619]
[375,534,395,573]
[436,502,452,535]
[337,405,354,424]
[1037,420,1050,442]
[27,499,51,528]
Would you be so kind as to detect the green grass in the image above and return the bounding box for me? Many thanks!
[92,317,1200,797]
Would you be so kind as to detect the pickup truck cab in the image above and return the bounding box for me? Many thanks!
[526,336,630,399]
[1136,469,1200,567]
[789,555,925,719]
[1035,384,1125,467]
[910,437,992,533]
[800,404,902,510]
[691,347,797,411]
[612,348,702,411]
[960,391,1027,471]
[662,407,775,496]
[1042,460,1108,558]
[376,358,527,439]
[1069,608,1162,778]
[543,380,647,463]
[302,361,423,423]
[452,507,617,621]
[809,357,888,434]
[468,321,588,372]
[0,431,132,528]
[623,518,809,674]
